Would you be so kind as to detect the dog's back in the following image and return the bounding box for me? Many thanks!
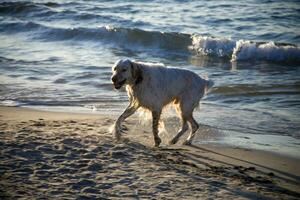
[133,64,208,109]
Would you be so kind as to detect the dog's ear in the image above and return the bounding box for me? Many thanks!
[130,61,143,85]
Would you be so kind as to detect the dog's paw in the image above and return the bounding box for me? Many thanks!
[113,132,121,141]
[154,137,162,147]
[121,124,128,132]
[168,137,179,145]
[182,140,192,146]
[112,123,122,141]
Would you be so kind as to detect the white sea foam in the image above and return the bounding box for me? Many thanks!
[191,35,235,58]
[191,35,300,63]
[231,40,300,62]
[0,100,21,107]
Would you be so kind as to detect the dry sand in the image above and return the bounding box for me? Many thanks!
[0,106,299,199]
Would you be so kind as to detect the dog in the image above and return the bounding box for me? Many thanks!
[111,59,213,147]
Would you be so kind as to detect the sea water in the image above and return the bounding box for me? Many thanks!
[0,0,299,157]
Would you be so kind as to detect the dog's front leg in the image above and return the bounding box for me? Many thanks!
[152,110,162,147]
[113,105,137,141]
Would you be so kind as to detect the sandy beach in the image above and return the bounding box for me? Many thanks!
[0,106,299,199]
[1,0,300,199]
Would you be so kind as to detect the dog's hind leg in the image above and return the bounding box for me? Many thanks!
[169,100,189,145]
[113,105,137,141]
[183,116,199,145]
[169,118,188,145]
[152,110,162,147]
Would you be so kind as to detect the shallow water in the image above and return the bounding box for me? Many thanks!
[0,0,300,156]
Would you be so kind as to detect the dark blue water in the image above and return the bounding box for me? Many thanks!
[0,0,300,156]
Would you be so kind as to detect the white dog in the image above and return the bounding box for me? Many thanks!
[111,59,213,147]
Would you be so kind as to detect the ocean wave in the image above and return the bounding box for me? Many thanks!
[210,84,300,97]
[190,35,236,58]
[0,1,60,15]
[0,21,41,32]
[0,1,42,14]
[191,35,300,63]
[0,1,146,28]
[1,19,299,63]
[231,40,300,62]
[0,21,192,52]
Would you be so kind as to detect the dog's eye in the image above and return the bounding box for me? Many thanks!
[113,67,117,71]
[122,69,127,72]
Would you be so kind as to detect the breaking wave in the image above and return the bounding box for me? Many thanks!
[1,20,299,63]
[191,35,300,63]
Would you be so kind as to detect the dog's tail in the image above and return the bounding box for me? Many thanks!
[203,76,214,94]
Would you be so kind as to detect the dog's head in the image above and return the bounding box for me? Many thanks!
[111,59,143,89]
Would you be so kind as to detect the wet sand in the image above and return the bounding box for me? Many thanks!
[0,106,299,199]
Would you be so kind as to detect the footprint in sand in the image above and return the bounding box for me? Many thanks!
[36,144,67,155]
[81,187,98,194]
[108,146,130,159]
[87,162,102,171]
[98,183,113,189]
[80,152,95,159]
[61,138,83,148]
[8,149,44,161]
[32,121,46,127]
[71,179,96,190]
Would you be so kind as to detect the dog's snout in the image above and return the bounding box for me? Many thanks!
[111,76,117,83]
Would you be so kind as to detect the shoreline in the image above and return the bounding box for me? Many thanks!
[0,106,299,199]
[5,104,300,159]
[2,106,299,160]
